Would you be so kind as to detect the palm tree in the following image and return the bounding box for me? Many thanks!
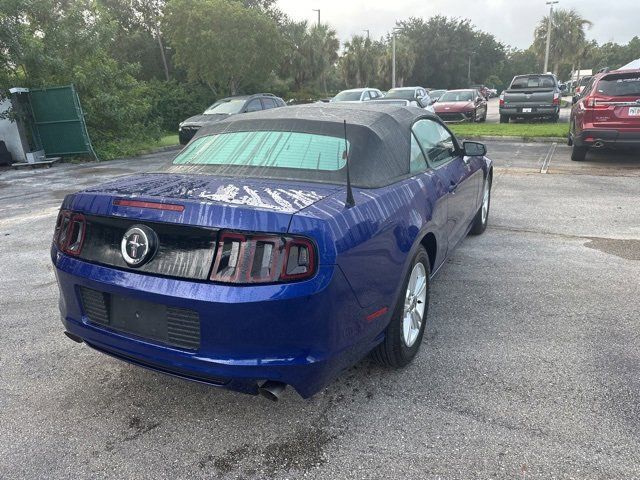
[378,34,416,88]
[341,35,377,87]
[533,8,592,74]
[279,21,339,93]
[308,24,339,93]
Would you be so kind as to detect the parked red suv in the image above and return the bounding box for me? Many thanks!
[569,69,640,161]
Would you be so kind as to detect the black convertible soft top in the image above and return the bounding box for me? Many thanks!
[179,103,438,188]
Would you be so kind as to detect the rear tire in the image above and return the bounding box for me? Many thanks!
[371,247,430,368]
[571,145,588,161]
[470,175,491,235]
[499,114,509,124]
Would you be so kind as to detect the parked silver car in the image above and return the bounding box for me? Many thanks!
[330,88,384,102]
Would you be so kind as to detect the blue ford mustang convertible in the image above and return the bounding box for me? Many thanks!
[52,104,493,400]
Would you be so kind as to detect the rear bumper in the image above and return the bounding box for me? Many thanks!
[500,106,559,117]
[573,128,640,148]
[53,249,384,398]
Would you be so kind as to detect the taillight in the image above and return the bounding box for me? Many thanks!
[580,96,608,110]
[53,210,86,256]
[210,231,316,284]
[553,92,560,105]
[499,93,504,107]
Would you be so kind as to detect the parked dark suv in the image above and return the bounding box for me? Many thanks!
[569,69,640,161]
[179,93,286,144]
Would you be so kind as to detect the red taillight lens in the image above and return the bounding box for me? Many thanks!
[553,92,560,105]
[210,231,316,284]
[499,93,504,107]
[53,210,86,256]
[581,96,608,110]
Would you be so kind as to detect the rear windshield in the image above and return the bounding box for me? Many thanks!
[597,74,640,97]
[204,99,245,115]
[439,91,473,102]
[173,131,347,172]
[579,76,592,86]
[510,75,556,89]
[385,89,415,100]
[332,91,362,102]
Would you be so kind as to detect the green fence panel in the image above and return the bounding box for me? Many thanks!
[28,85,95,157]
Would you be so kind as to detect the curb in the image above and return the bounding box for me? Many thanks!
[460,135,567,144]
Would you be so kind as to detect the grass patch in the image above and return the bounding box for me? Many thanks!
[158,134,179,147]
[449,122,569,139]
[92,133,180,161]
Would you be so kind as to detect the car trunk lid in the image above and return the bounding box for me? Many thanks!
[66,173,343,233]
[590,72,640,129]
[62,174,343,280]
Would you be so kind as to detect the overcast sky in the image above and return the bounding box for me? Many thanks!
[277,0,639,49]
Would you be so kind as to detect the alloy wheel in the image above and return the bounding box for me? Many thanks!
[402,262,427,347]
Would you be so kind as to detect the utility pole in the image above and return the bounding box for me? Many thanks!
[544,1,559,74]
[312,9,320,27]
[363,29,370,40]
[392,27,401,89]
[392,35,396,88]
[467,51,475,86]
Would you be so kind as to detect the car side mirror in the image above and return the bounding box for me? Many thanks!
[463,141,486,157]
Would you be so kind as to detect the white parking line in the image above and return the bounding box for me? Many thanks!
[540,142,557,174]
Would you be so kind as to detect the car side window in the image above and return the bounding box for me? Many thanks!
[412,119,457,168]
[261,98,277,109]
[410,133,428,174]
[362,91,371,100]
[245,99,262,112]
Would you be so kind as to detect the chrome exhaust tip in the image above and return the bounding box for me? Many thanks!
[593,141,604,148]
[258,380,286,402]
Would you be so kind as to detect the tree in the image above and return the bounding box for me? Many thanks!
[341,35,377,87]
[165,0,282,95]
[99,0,171,81]
[533,8,592,75]
[308,24,339,94]
[378,34,416,89]
[0,0,161,158]
[399,16,505,89]
[278,21,339,93]
[497,47,539,90]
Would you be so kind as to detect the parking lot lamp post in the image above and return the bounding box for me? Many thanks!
[392,27,401,89]
[467,51,475,86]
[544,1,559,73]
[312,9,320,27]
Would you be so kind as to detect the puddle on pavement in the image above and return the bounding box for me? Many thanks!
[584,238,640,261]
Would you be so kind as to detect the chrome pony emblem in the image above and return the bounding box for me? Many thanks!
[120,225,157,267]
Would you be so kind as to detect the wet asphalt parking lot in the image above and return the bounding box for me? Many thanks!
[1,141,639,479]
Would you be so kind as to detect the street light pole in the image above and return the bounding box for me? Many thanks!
[391,27,401,89]
[363,29,370,40]
[312,9,320,27]
[392,35,396,88]
[544,1,559,73]
[468,54,472,86]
